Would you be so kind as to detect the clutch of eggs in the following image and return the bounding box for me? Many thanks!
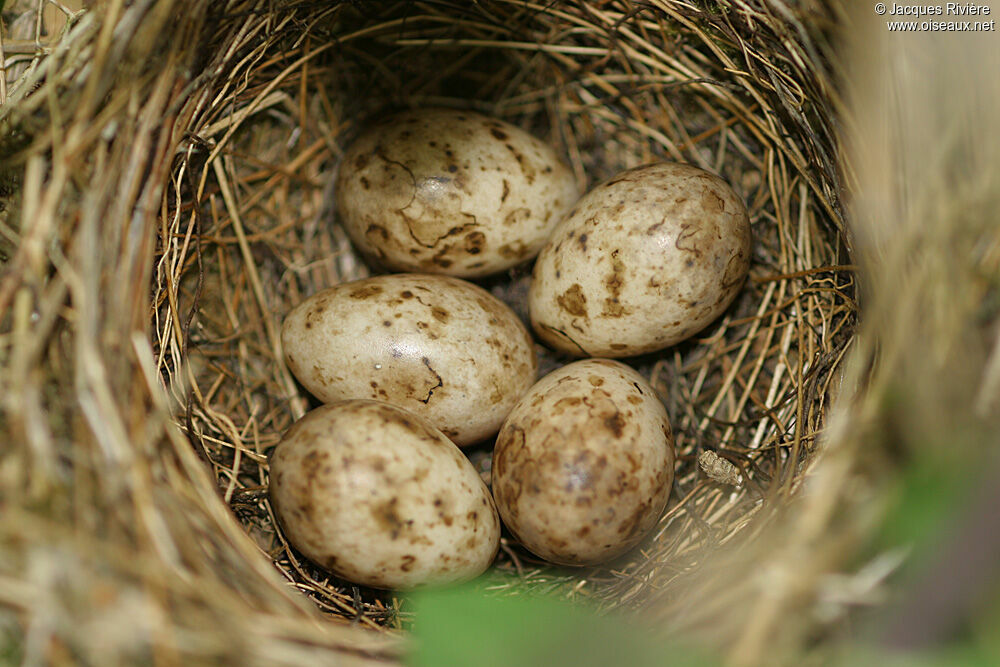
[271,110,754,582]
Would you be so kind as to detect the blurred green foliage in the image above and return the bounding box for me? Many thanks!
[406,431,1000,667]
[874,451,975,555]
[407,578,718,667]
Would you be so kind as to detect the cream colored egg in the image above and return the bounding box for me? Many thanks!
[529,162,751,357]
[280,273,537,446]
[268,400,501,589]
[335,108,580,278]
[491,359,675,566]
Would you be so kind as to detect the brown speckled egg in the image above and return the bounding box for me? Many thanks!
[280,273,537,446]
[335,108,580,278]
[528,162,751,357]
[268,400,500,589]
[491,359,675,566]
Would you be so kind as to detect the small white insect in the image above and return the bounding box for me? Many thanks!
[698,450,742,487]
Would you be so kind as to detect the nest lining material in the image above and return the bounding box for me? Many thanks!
[0,1,886,664]
[162,0,850,621]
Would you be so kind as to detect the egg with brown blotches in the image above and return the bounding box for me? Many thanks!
[268,400,500,590]
[529,162,752,357]
[335,108,580,278]
[491,359,675,566]
[280,273,537,446]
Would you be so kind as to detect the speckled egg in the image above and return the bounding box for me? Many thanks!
[528,162,752,357]
[268,400,500,589]
[335,108,580,278]
[491,359,675,566]
[280,273,537,446]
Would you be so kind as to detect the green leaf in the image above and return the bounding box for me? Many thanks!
[407,578,718,667]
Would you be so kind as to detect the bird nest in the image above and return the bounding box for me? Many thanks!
[10,1,995,665]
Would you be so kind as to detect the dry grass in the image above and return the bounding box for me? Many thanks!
[6,1,993,665]
[144,0,852,629]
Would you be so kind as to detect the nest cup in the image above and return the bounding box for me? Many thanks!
[165,1,850,622]
[1,0,858,660]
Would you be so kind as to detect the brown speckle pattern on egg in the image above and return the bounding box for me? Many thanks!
[268,400,500,589]
[528,162,752,357]
[491,359,675,566]
[335,108,580,278]
[281,273,538,446]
